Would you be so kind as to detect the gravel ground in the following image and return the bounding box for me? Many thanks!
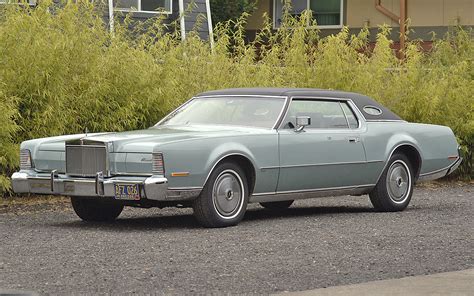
[1,184,473,295]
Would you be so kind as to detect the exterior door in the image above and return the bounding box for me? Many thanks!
[277,99,367,192]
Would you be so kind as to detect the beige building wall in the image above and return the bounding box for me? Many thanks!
[247,0,474,30]
[346,0,474,28]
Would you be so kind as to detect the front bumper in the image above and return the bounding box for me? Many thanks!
[11,171,200,201]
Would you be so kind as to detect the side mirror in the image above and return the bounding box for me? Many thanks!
[295,116,311,132]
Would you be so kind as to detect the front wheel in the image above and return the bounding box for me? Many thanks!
[71,197,124,222]
[193,162,249,228]
[369,153,414,212]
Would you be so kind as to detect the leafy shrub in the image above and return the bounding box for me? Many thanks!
[0,2,472,194]
[210,0,257,24]
[0,90,18,192]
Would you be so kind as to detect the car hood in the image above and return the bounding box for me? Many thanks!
[37,125,266,153]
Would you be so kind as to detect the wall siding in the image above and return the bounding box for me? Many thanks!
[183,0,210,39]
[103,0,210,39]
[247,0,473,41]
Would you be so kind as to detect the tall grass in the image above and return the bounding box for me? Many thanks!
[0,1,472,194]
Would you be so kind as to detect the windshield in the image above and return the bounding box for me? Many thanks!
[158,97,286,128]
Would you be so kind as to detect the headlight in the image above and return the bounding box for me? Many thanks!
[152,152,165,176]
[20,149,33,170]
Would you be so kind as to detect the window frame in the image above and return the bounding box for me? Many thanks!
[340,101,360,129]
[277,97,362,130]
[273,0,344,29]
[0,0,36,5]
[114,0,173,15]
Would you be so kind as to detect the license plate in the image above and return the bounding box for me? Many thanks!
[114,184,140,200]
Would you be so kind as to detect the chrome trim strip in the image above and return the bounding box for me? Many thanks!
[417,157,461,182]
[273,96,290,130]
[260,166,279,171]
[260,160,383,170]
[155,98,194,126]
[417,168,448,183]
[339,101,352,129]
[447,157,462,175]
[197,94,288,99]
[366,120,406,122]
[272,184,376,195]
[65,144,107,148]
[419,163,455,177]
[168,186,203,191]
[346,100,364,129]
[112,172,153,177]
[249,184,375,203]
[166,189,201,200]
[279,160,382,168]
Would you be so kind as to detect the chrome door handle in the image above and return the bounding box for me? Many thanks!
[348,137,360,143]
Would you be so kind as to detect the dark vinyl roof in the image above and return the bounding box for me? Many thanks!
[197,88,402,121]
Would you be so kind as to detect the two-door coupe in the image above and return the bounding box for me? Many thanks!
[12,88,462,227]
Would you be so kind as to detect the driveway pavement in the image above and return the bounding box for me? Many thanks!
[0,183,473,295]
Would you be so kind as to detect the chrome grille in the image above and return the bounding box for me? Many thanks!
[66,144,107,177]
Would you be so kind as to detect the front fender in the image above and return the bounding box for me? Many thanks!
[202,142,258,185]
[156,133,279,193]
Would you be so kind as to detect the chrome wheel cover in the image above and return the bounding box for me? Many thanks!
[386,160,411,204]
[212,169,245,219]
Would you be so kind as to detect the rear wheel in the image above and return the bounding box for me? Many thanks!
[260,200,294,210]
[369,153,414,212]
[193,162,249,228]
[71,197,124,222]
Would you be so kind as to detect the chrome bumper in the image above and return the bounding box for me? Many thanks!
[11,171,200,201]
[417,157,462,182]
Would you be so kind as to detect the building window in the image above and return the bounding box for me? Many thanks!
[114,0,172,14]
[274,0,343,28]
[0,0,36,5]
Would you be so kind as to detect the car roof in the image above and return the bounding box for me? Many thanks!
[196,88,402,121]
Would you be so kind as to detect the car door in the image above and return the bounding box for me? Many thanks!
[277,98,367,192]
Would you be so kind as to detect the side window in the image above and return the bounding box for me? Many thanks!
[341,103,359,129]
[283,100,349,129]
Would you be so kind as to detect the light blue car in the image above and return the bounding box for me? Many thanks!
[12,88,462,227]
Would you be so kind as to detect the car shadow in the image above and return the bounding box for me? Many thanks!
[51,205,376,231]
[244,205,376,222]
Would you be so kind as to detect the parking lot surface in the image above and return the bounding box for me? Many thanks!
[1,184,473,295]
